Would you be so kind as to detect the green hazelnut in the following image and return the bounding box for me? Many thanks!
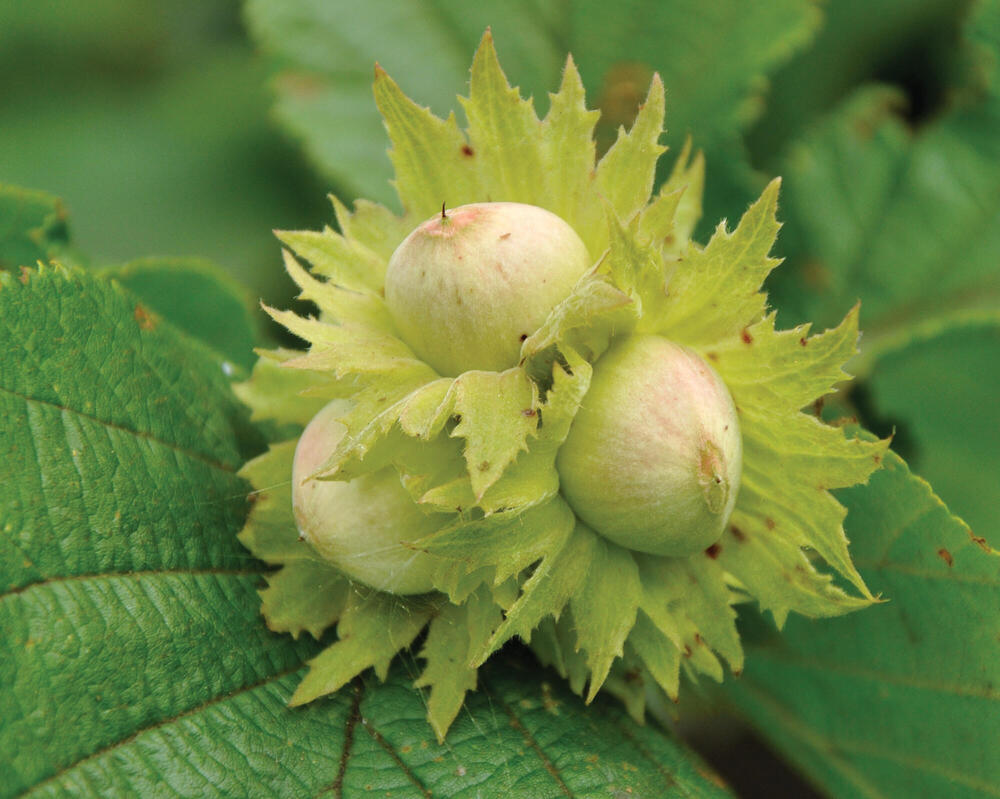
[292,401,440,594]
[556,335,742,556]
[384,202,591,376]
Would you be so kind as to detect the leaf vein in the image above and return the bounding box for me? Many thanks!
[0,568,263,603]
[17,663,307,798]
[0,383,238,474]
[480,675,575,798]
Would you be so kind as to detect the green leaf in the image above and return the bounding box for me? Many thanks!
[0,183,81,270]
[866,315,1000,540]
[722,448,1000,799]
[109,257,258,371]
[771,75,1000,339]
[0,265,309,793]
[0,265,728,797]
[745,0,973,164]
[569,0,819,152]
[245,0,565,208]
[0,35,326,306]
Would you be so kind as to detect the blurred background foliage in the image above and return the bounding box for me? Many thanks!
[3,2,998,795]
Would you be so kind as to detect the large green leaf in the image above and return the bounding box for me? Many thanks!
[746,0,974,165]
[769,0,1000,336]
[245,0,818,224]
[0,265,731,796]
[767,0,1000,539]
[865,315,1000,541]
[722,447,1000,799]
[109,257,259,371]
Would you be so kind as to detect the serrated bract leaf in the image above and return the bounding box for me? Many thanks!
[595,74,667,223]
[415,587,501,742]
[569,538,641,701]
[374,65,480,221]
[482,524,600,663]
[290,589,441,706]
[234,348,334,428]
[450,368,538,499]
[656,179,782,347]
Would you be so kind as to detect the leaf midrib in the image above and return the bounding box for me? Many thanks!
[0,383,238,474]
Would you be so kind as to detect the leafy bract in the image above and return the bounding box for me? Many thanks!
[723,447,1000,799]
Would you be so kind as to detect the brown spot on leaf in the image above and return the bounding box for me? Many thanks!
[937,548,954,567]
[741,328,753,345]
[478,460,491,472]
[682,644,692,658]
[500,232,511,240]
[800,337,808,347]
[522,408,537,417]
[461,144,474,157]
[706,351,719,362]
[765,517,776,530]
[519,333,528,342]
[134,304,157,330]
[730,525,747,542]
[873,453,882,465]
[969,530,990,551]
[705,543,721,559]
